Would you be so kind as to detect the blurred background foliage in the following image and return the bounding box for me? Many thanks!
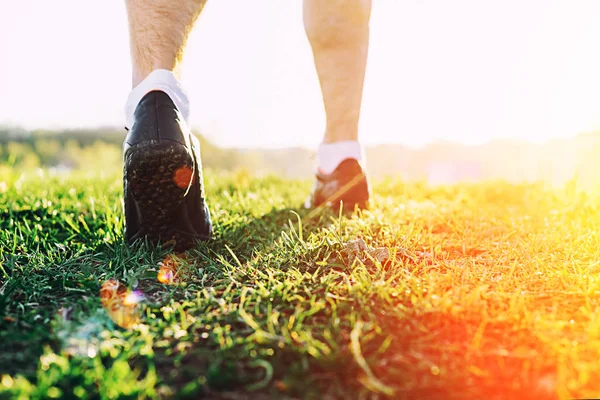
[3,125,600,189]
[0,126,308,176]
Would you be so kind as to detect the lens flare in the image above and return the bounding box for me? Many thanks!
[123,290,144,306]
[173,166,193,189]
[158,266,175,284]
[99,279,142,329]
[158,253,189,285]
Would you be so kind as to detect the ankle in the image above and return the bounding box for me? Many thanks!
[125,69,190,130]
[322,127,359,144]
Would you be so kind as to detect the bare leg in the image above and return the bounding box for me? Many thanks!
[123,0,213,249]
[303,0,372,144]
[125,0,206,87]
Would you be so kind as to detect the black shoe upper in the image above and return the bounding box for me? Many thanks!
[124,91,192,153]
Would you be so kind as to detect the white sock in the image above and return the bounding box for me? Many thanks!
[317,140,365,174]
[124,69,190,130]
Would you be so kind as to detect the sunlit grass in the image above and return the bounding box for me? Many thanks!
[1,169,600,398]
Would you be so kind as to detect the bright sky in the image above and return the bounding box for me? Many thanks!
[2,1,600,148]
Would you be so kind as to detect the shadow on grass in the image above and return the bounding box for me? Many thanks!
[0,204,333,381]
[209,205,330,262]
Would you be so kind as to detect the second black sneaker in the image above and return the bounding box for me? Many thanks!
[123,91,212,250]
[305,158,370,211]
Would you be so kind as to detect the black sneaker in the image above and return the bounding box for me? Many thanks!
[123,90,212,250]
[305,158,370,210]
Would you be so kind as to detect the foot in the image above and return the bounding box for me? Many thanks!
[123,90,212,250]
[305,158,370,210]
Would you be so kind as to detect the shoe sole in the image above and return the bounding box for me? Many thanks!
[124,140,202,250]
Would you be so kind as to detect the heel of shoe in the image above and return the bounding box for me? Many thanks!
[124,141,198,248]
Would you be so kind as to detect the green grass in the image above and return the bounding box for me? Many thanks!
[1,167,600,399]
